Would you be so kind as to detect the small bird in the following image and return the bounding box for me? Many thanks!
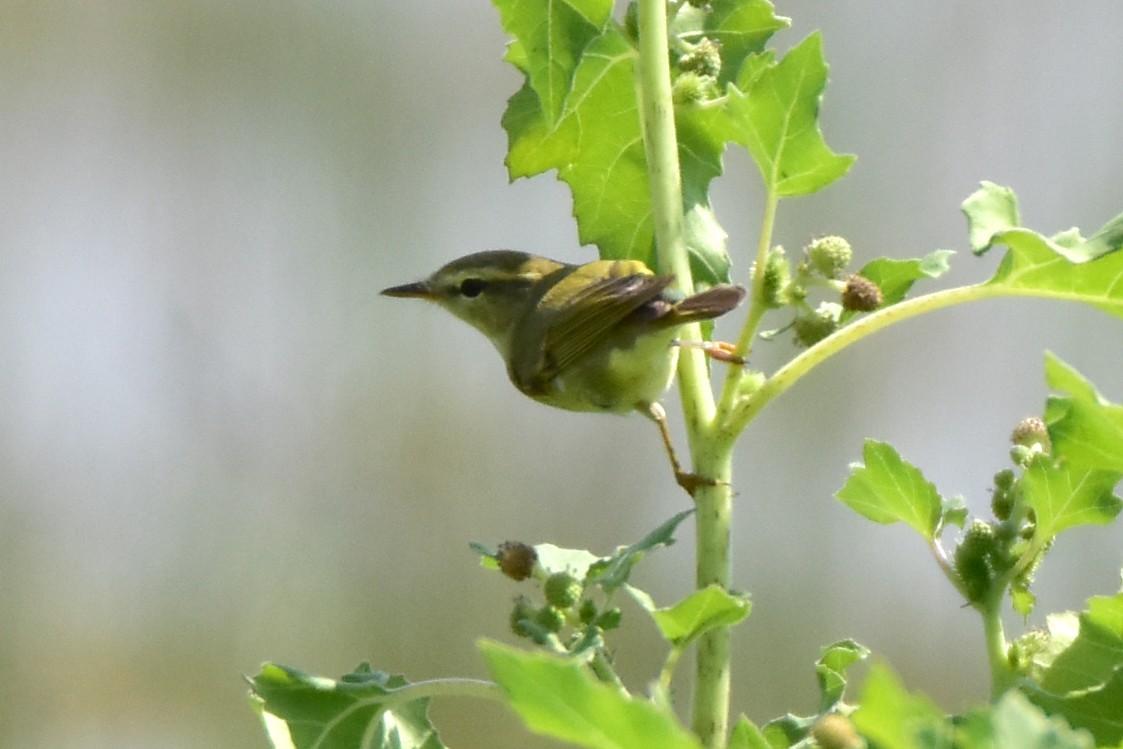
[382,250,746,492]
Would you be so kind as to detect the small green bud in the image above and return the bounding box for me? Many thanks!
[811,713,864,749]
[496,541,538,581]
[536,605,566,633]
[672,72,717,104]
[793,302,841,347]
[1010,443,1049,468]
[954,520,996,603]
[840,274,883,312]
[578,599,598,625]
[678,38,722,79]
[991,469,1017,520]
[761,246,792,308]
[1011,416,1051,453]
[596,607,623,630]
[544,571,583,610]
[509,596,537,638]
[1008,629,1049,673]
[805,236,853,279]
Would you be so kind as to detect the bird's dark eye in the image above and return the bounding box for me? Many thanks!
[458,278,487,298]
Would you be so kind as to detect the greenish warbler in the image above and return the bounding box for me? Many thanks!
[381,250,746,492]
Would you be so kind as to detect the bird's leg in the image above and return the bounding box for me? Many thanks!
[671,339,746,366]
[644,402,718,497]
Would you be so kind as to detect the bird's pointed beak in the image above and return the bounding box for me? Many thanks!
[381,280,433,298]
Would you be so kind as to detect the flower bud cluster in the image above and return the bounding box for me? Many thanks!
[756,236,884,348]
[952,416,1054,612]
[487,542,622,662]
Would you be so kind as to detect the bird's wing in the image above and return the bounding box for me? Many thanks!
[537,266,675,376]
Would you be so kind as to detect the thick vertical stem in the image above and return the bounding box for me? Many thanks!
[634,1,730,745]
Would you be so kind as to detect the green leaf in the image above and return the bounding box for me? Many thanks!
[249,663,444,749]
[1020,460,1122,541]
[491,0,613,124]
[1035,592,1123,695]
[965,182,1123,264]
[850,663,950,749]
[725,32,855,197]
[855,250,954,307]
[1026,666,1123,746]
[816,639,870,711]
[1044,353,1123,473]
[962,184,1123,319]
[955,691,1095,749]
[727,716,772,749]
[835,440,943,541]
[587,509,694,592]
[480,641,703,749]
[635,584,751,647]
[963,181,1021,254]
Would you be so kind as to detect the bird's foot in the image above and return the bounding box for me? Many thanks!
[672,339,746,366]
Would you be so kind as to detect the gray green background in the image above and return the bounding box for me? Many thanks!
[1,2,1121,746]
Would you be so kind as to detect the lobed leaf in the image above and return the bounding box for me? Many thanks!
[835,440,943,541]
[497,0,789,282]
[724,32,855,197]
[249,663,443,749]
[480,641,703,749]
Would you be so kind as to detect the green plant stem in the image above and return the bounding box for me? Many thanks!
[634,1,730,745]
[715,188,779,424]
[979,591,1016,700]
[721,282,1013,436]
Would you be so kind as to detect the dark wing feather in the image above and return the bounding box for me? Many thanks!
[538,270,674,377]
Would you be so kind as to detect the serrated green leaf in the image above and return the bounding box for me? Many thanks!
[1020,460,1122,540]
[816,639,870,711]
[1044,354,1123,473]
[249,663,444,749]
[835,440,943,541]
[725,32,855,197]
[492,0,612,124]
[639,584,751,646]
[851,663,949,749]
[480,641,703,749]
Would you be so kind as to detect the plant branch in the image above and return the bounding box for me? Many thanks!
[720,282,1012,437]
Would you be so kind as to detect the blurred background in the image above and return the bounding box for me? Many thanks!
[1,1,1121,746]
